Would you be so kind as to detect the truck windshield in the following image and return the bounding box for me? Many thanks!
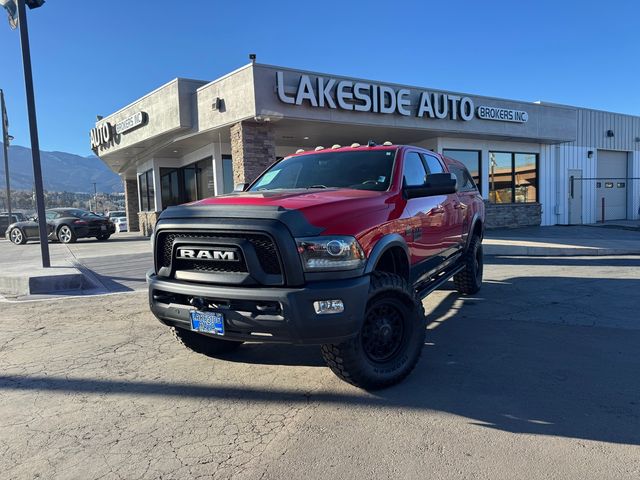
[249,149,397,192]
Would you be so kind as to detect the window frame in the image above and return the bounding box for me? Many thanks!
[421,152,445,175]
[488,150,539,204]
[442,148,482,194]
[402,150,429,187]
[138,169,155,212]
[449,164,478,193]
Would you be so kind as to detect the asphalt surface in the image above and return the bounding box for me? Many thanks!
[1,256,639,479]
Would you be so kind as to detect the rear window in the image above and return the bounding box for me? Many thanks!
[250,149,397,192]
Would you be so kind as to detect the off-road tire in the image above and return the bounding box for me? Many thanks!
[454,235,483,295]
[57,225,77,244]
[171,326,243,357]
[320,272,427,390]
[9,227,27,245]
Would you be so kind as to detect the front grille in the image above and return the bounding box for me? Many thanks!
[174,256,247,273]
[157,231,282,275]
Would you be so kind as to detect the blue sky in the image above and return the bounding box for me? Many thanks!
[1,0,639,156]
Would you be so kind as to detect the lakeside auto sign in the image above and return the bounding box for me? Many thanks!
[276,71,528,124]
[90,111,147,150]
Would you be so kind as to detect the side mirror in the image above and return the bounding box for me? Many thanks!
[29,216,37,222]
[405,173,457,199]
[234,182,249,192]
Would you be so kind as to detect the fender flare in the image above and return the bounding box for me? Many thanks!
[364,234,411,276]
[465,213,484,251]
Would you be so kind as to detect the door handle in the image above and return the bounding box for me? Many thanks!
[453,202,468,210]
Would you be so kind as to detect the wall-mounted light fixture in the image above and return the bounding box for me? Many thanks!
[587,150,594,159]
[606,130,614,137]
[211,97,221,111]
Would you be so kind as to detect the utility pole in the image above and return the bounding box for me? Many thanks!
[13,0,50,267]
[1,89,12,222]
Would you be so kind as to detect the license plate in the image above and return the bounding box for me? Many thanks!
[101,225,107,231]
[190,310,225,335]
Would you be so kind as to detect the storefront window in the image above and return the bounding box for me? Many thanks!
[138,169,155,211]
[443,149,481,193]
[515,153,537,203]
[160,157,215,208]
[489,151,538,203]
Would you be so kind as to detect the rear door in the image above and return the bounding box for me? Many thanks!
[448,163,477,248]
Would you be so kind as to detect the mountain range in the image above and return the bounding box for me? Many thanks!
[0,143,123,193]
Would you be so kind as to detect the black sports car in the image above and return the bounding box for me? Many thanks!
[5,208,116,245]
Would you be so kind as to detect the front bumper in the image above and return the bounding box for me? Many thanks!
[147,271,370,345]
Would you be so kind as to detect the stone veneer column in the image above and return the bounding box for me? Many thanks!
[230,121,276,185]
[124,178,140,232]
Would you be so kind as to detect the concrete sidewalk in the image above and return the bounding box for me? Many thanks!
[485,224,640,256]
[0,232,152,298]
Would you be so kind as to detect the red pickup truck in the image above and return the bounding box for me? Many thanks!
[147,142,485,389]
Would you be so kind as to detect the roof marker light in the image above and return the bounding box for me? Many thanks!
[331,144,341,149]
[351,143,361,148]
[295,149,305,154]
[315,146,325,151]
[382,141,393,146]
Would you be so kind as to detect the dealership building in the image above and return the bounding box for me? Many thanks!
[91,62,640,233]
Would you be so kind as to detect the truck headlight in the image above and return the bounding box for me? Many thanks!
[295,236,366,272]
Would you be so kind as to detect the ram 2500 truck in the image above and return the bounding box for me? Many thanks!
[147,142,485,389]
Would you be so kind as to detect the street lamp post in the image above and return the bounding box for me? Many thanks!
[3,0,50,267]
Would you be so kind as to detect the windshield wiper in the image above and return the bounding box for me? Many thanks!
[308,185,328,189]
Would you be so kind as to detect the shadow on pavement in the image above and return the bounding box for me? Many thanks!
[1,258,638,446]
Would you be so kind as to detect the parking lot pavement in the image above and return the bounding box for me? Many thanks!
[1,256,639,480]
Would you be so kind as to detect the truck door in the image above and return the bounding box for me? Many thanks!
[401,151,449,269]
[422,153,463,253]
[447,164,474,249]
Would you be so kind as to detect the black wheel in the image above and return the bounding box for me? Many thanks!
[9,227,27,245]
[171,326,243,357]
[454,235,483,295]
[96,234,111,241]
[57,225,77,244]
[321,272,427,390]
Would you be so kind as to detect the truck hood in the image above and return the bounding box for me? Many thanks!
[189,189,390,229]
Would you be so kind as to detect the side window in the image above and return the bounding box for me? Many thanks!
[422,153,444,174]
[449,166,477,192]
[45,211,57,221]
[402,152,427,187]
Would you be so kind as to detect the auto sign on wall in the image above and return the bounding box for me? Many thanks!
[90,111,147,151]
[275,71,528,124]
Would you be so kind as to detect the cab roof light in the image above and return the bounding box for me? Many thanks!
[351,143,361,148]
[315,146,325,151]
[295,149,305,154]
[382,141,393,146]
[331,144,341,149]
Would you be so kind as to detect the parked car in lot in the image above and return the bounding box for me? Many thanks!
[148,142,485,389]
[0,212,27,235]
[107,210,126,221]
[5,208,116,245]
[113,216,128,233]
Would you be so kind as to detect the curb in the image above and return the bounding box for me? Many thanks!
[0,267,86,297]
[484,245,640,257]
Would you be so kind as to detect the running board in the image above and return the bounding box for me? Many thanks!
[414,264,465,300]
